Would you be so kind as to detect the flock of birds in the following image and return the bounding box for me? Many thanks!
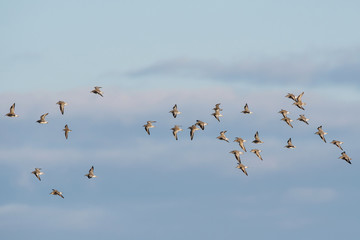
[144,91,353,176]
[6,87,353,198]
[6,87,104,199]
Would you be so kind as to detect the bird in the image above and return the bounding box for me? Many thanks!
[50,189,64,199]
[169,104,181,118]
[143,121,156,135]
[234,137,247,152]
[171,125,183,140]
[293,100,305,110]
[315,126,327,143]
[296,92,305,103]
[285,93,296,101]
[331,140,344,151]
[213,103,223,111]
[217,131,229,142]
[212,109,223,122]
[286,92,306,110]
[37,113,49,124]
[31,168,44,181]
[339,152,352,164]
[56,101,67,115]
[278,109,289,118]
[252,131,263,144]
[91,86,103,97]
[85,166,97,179]
[195,120,208,130]
[188,124,200,140]
[285,138,296,149]
[297,114,309,125]
[251,149,263,160]
[236,163,248,176]
[281,116,293,128]
[63,124,71,139]
[241,103,252,114]
[5,103,19,117]
[229,150,243,163]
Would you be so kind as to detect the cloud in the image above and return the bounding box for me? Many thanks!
[0,86,358,178]
[127,48,360,87]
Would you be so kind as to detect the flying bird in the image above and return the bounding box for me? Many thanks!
[236,163,248,176]
[171,125,183,140]
[278,109,289,118]
[252,131,263,144]
[229,150,243,163]
[234,137,247,152]
[213,103,223,111]
[331,140,344,151]
[5,103,18,117]
[143,121,156,135]
[285,93,296,101]
[91,86,103,97]
[50,189,64,199]
[63,124,71,139]
[315,126,327,143]
[212,109,223,122]
[241,103,252,114]
[56,101,67,115]
[195,120,208,130]
[31,168,44,181]
[286,92,306,110]
[339,151,352,164]
[37,113,49,124]
[285,138,296,149]
[296,92,305,102]
[169,104,181,118]
[297,114,309,125]
[281,116,294,128]
[217,130,229,143]
[85,166,97,179]
[251,149,263,161]
[293,100,306,110]
[188,124,200,140]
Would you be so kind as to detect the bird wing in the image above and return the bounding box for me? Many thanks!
[145,126,150,135]
[40,113,49,121]
[10,103,15,114]
[244,103,249,111]
[240,142,247,152]
[190,128,194,140]
[297,92,304,102]
[60,104,64,115]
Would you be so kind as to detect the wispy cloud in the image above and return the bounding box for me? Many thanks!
[127,48,360,87]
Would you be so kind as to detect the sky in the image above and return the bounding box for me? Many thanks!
[1,1,360,239]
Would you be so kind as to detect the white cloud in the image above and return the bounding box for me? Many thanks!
[0,86,357,179]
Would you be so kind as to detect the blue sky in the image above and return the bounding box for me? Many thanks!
[1,1,360,239]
